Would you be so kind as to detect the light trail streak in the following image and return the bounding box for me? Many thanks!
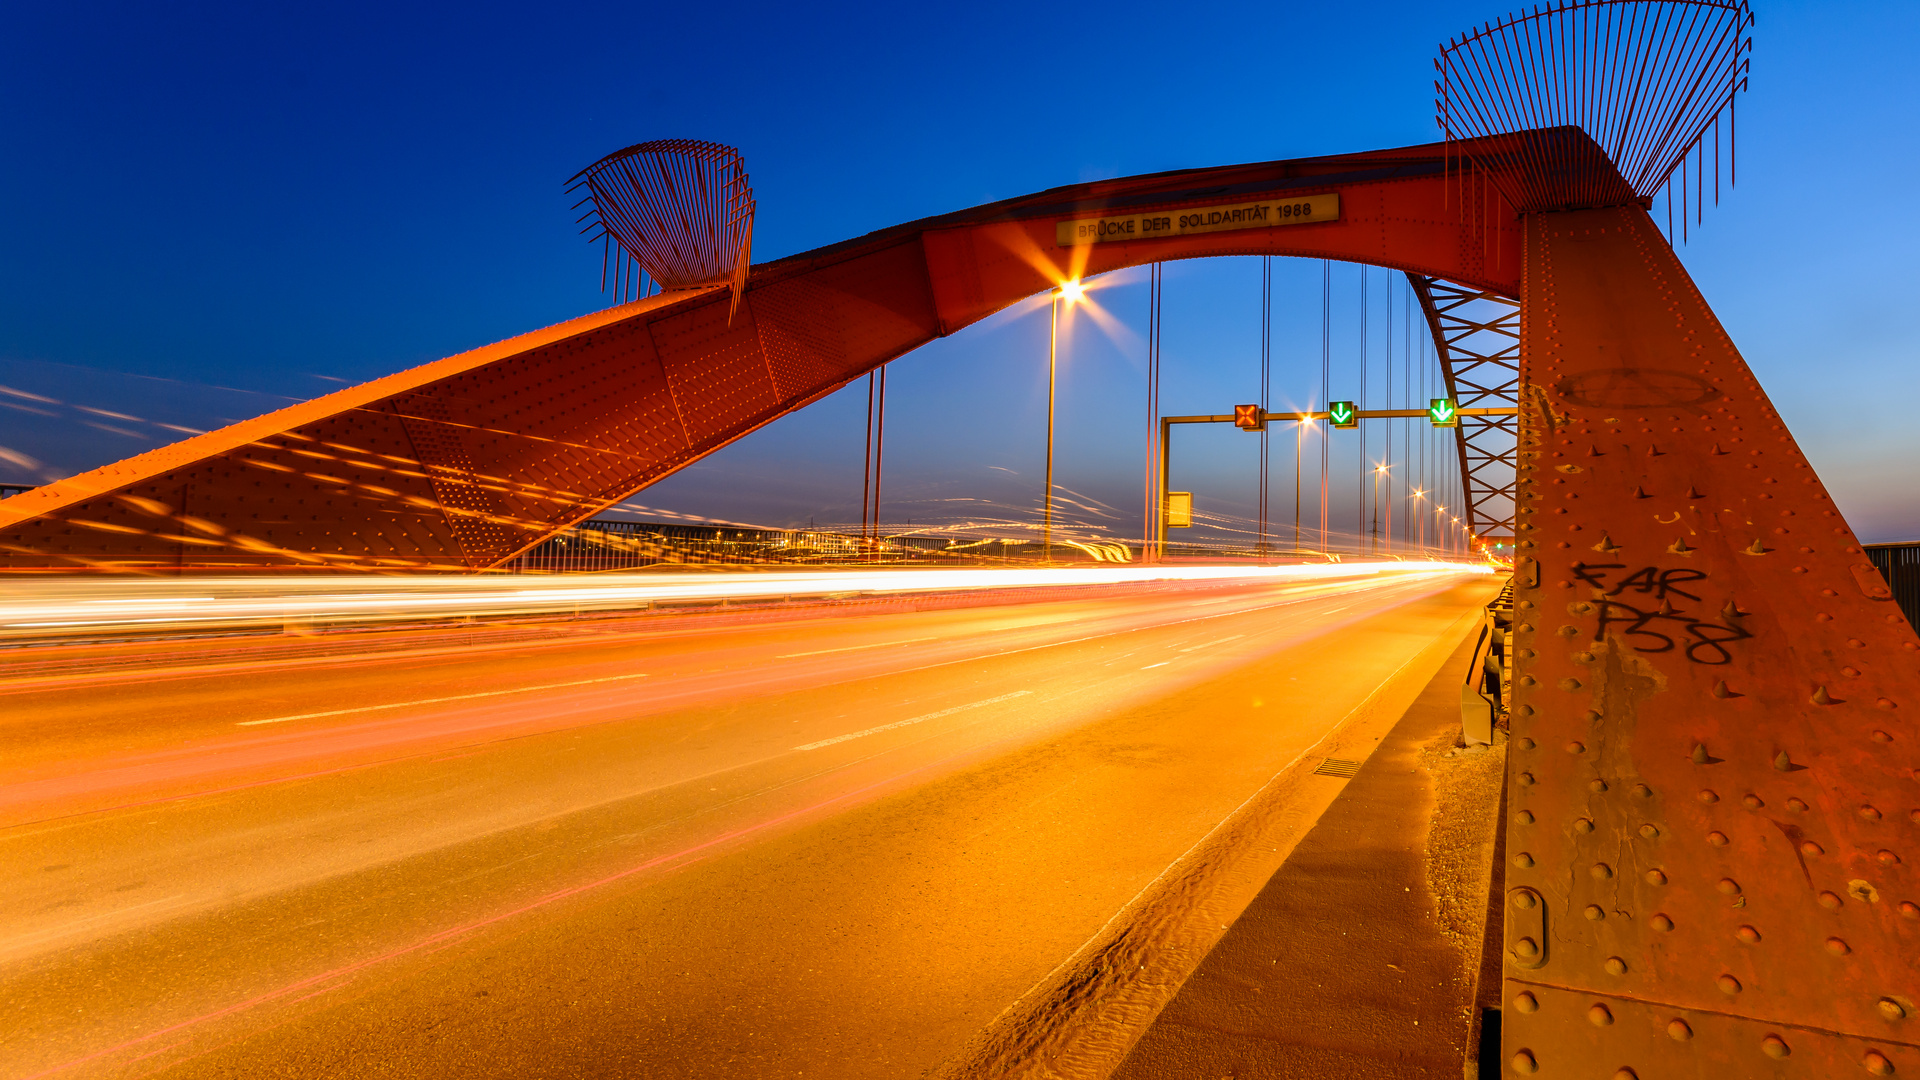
[236,672,651,726]
[793,690,1034,751]
[776,636,937,659]
[0,562,1489,640]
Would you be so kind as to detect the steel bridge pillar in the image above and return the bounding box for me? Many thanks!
[1501,205,1919,1076]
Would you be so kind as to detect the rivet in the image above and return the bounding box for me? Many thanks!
[1820,891,1844,909]
[1743,794,1764,809]
[1585,904,1606,920]
[1520,773,1537,786]
[1612,1070,1637,1080]
[1604,956,1628,975]
[1709,831,1731,846]
[1515,852,1535,868]
[1712,680,1734,698]
[1911,810,1920,825]
[1864,1050,1893,1075]
[1813,686,1837,706]
[1698,789,1719,804]
[1652,913,1675,931]
[1828,937,1852,956]
[1589,1003,1614,1025]
[1802,841,1825,856]
[1514,937,1541,959]
[1668,1018,1693,1041]
[1632,783,1652,798]
[1717,974,1742,994]
[1863,806,1884,821]
[1736,925,1761,943]
[1691,742,1711,764]
[1881,850,1902,866]
[1875,730,1895,743]
[1761,1035,1791,1059]
[1592,862,1614,880]
[1516,810,1536,825]
[1775,751,1795,772]
[1514,891,1539,910]
[1566,741,1586,754]
[1640,824,1660,839]
[1879,998,1907,1020]
[1511,1050,1539,1075]
[1879,699,1898,711]
[1591,779,1609,793]
[1646,868,1668,885]
[1514,991,1539,1013]
[1559,677,1583,691]
[1575,817,1596,833]
[1519,736,1537,750]
[1788,797,1809,812]
[1719,878,1742,895]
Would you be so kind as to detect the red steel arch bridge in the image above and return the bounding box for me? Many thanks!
[7,2,1919,1076]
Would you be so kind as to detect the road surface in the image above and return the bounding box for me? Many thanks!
[0,568,1493,1079]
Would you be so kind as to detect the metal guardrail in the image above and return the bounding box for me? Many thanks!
[1461,578,1513,745]
[1864,542,1920,632]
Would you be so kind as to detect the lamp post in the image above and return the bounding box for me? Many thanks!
[1044,280,1083,564]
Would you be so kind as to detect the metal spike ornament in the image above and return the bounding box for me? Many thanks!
[567,139,756,322]
[1436,0,1753,234]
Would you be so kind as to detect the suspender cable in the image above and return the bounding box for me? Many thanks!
[1259,256,1272,559]
[1319,260,1331,553]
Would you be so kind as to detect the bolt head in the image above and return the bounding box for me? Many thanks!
[1652,914,1674,931]
[1589,1003,1614,1025]
[1514,991,1539,1014]
[1584,904,1605,921]
[1736,925,1761,943]
[1865,1051,1894,1076]
[1511,1050,1539,1075]
[1718,974,1743,994]
[1878,998,1907,1021]
[1761,1035,1790,1059]
[1668,1018,1693,1041]
[1604,956,1627,975]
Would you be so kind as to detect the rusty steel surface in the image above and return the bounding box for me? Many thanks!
[0,135,1529,573]
[1501,205,1920,1077]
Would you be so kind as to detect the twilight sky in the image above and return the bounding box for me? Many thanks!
[1,1,1914,545]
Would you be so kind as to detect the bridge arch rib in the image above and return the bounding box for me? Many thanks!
[0,134,1534,572]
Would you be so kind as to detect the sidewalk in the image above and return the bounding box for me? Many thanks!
[1112,628,1506,1080]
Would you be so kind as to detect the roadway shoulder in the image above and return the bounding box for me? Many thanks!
[1111,620,1506,1079]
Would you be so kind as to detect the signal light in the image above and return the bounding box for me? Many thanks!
[1233,404,1265,431]
[1329,400,1357,428]
[1429,397,1459,426]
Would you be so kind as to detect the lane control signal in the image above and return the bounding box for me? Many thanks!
[1429,397,1459,427]
[1329,401,1358,428]
[1233,404,1265,431]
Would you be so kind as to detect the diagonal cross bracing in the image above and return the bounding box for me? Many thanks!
[1409,274,1520,550]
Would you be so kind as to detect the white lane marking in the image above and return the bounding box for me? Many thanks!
[776,636,937,659]
[794,691,1034,751]
[1141,662,1170,670]
[236,673,651,726]
[1179,634,1245,653]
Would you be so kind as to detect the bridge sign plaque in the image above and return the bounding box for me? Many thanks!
[1056,192,1340,247]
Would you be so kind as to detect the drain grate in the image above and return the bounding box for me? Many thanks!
[1312,757,1362,778]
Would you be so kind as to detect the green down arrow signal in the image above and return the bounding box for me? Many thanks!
[1429,397,1458,427]
[1328,400,1357,428]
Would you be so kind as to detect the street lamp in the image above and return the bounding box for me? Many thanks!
[1045,280,1083,562]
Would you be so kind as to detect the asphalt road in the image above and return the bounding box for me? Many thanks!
[0,569,1492,1080]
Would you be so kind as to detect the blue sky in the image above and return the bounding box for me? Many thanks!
[1,1,1914,544]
